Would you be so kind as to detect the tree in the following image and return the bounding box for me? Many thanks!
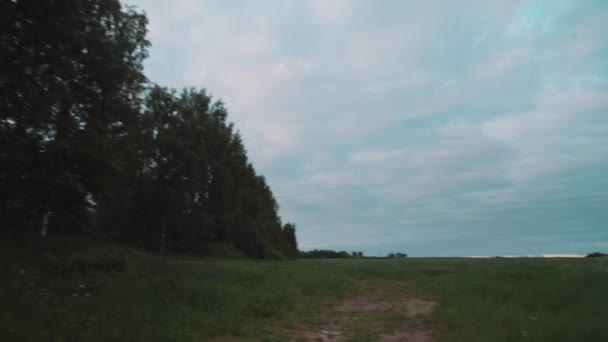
[387,252,407,258]
[0,0,298,259]
[351,251,364,258]
[282,223,298,259]
[0,0,149,238]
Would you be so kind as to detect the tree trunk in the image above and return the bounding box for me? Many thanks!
[40,211,52,238]
[159,219,166,254]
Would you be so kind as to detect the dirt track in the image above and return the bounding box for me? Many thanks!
[290,283,437,342]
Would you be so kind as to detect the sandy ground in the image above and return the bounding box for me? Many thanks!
[289,283,437,342]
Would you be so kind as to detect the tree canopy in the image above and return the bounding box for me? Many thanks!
[0,0,298,259]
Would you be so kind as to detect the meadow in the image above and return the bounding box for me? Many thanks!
[1,239,607,341]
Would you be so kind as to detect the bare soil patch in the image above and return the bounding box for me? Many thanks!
[290,283,437,342]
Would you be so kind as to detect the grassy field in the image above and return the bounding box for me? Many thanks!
[1,239,607,341]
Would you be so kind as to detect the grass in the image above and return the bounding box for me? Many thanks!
[1,239,607,341]
[350,310,409,342]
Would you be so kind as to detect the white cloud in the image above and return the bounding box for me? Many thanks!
[478,47,534,79]
[126,0,608,255]
[482,86,608,183]
[310,0,356,24]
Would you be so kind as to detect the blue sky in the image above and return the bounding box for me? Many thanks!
[127,0,608,256]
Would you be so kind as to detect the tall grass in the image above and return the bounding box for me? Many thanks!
[1,239,607,341]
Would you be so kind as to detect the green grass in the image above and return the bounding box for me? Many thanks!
[1,239,607,341]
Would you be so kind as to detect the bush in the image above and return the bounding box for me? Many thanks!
[39,250,126,274]
[298,249,352,259]
[202,243,246,258]
[265,249,288,261]
[68,253,126,273]
[386,252,407,258]
[586,252,608,258]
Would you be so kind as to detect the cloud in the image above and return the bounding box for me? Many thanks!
[127,0,608,255]
[310,0,355,24]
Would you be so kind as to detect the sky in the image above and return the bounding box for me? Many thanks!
[126,0,608,256]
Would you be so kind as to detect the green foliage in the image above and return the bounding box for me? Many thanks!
[265,249,289,261]
[299,249,353,259]
[0,0,298,258]
[200,242,247,258]
[33,238,127,274]
[387,252,408,258]
[39,252,126,275]
[281,222,298,259]
[0,0,149,236]
[586,252,608,258]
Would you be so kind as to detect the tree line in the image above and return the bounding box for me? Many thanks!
[298,250,408,259]
[0,0,297,259]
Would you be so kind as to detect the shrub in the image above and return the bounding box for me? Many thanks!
[39,250,126,274]
[265,249,288,261]
[586,252,608,258]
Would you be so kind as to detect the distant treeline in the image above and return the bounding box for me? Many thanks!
[0,0,297,259]
[299,250,354,259]
[299,250,408,259]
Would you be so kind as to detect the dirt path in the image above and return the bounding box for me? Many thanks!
[290,283,437,342]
